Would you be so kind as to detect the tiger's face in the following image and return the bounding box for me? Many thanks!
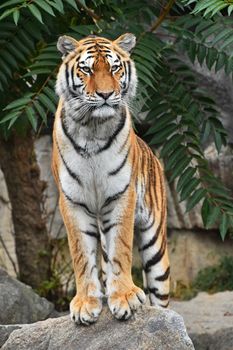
[56,33,137,119]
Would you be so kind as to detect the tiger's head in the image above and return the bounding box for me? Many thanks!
[56,33,137,120]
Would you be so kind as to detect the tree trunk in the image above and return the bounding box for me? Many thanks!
[0,132,51,289]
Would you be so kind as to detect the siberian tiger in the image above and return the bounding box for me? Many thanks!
[52,33,170,325]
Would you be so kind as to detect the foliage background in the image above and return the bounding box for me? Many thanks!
[1,0,233,301]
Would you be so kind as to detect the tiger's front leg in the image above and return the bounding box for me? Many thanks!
[102,187,146,320]
[59,194,102,325]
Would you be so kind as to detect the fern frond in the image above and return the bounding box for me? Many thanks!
[182,0,233,17]
[166,14,233,75]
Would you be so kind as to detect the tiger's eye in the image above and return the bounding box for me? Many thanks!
[111,65,119,72]
[82,66,91,73]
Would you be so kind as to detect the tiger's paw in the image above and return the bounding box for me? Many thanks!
[70,294,102,325]
[108,286,146,320]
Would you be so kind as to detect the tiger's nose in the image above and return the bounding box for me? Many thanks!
[96,91,113,100]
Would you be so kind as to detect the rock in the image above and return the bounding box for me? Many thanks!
[171,291,233,350]
[0,268,55,324]
[0,325,21,348]
[1,306,194,350]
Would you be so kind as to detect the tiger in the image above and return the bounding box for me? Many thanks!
[52,33,170,325]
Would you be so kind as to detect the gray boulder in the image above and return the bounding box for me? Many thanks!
[1,306,194,350]
[0,268,55,324]
[171,292,233,350]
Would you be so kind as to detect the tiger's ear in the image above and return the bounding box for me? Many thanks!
[57,35,79,56]
[114,33,136,54]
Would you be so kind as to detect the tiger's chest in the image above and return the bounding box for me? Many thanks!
[56,118,131,214]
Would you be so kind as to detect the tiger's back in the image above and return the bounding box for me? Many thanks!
[53,33,169,325]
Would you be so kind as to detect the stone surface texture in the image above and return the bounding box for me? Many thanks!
[0,268,55,325]
[171,291,233,350]
[1,307,194,350]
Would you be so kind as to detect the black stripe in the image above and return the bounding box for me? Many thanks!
[90,223,98,229]
[81,230,99,239]
[62,189,95,217]
[155,267,170,281]
[139,217,163,251]
[140,216,155,233]
[61,117,88,157]
[101,182,130,209]
[108,147,130,176]
[127,61,131,83]
[71,64,76,90]
[103,223,119,234]
[102,209,113,216]
[91,265,97,274]
[55,139,82,186]
[144,241,166,273]
[96,112,126,154]
[65,63,69,86]
[102,250,109,263]
[148,288,169,301]
[139,232,158,252]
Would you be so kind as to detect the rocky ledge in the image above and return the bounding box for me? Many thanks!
[1,306,194,350]
[172,291,233,350]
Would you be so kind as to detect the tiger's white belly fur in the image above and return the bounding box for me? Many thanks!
[56,111,132,216]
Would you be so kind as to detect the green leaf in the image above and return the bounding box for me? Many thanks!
[186,188,207,212]
[197,44,206,66]
[3,94,33,111]
[145,114,174,136]
[166,146,186,171]
[13,9,20,25]
[43,86,58,105]
[177,166,196,193]
[0,111,20,124]
[39,93,56,113]
[149,123,177,145]
[180,177,200,202]
[206,47,218,70]
[0,8,15,21]
[206,205,221,229]
[48,0,64,13]
[26,106,37,131]
[65,0,79,10]
[211,28,232,47]
[219,34,233,51]
[169,156,191,182]
[213,128,222,153]
[0,0,23,10]
[219,213,228,240]
[8,115,19,129]
[201,198,210,227]
[35,0,55,16]
[160,134,184,158]
[228,5,233,15]
[33,100,47,124]
[215,52,227,72]
[28,4,43,23]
